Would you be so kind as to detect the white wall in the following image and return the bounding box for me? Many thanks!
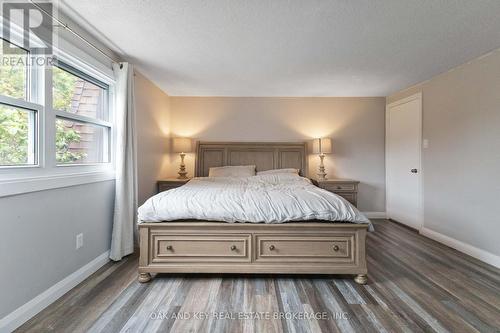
[387,49,500,260]
[169,97,386,212]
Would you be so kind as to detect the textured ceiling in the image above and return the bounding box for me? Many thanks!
[61,0,500,96]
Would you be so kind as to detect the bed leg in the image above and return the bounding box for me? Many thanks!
[138,272,152,283]
[354,274,368,285]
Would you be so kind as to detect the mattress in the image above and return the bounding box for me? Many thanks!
[138,173,371,229]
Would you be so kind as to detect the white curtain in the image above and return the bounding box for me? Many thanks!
[110,62,137,261]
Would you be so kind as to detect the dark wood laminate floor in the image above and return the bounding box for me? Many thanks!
[17,220,500,333]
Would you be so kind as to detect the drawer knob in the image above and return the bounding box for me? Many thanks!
[230,245,237,251]
[336,186,342,189]
[333,245,340,252]
[269,245,275,251]
[166,245,172,250]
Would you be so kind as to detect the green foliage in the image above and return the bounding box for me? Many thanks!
[53,66,78,112]
[0,105,29,165]
[0,62,26,99]
[0,41,31,165]
[53,68,86,163]
[56,120,86,163]
[0,40,26,99]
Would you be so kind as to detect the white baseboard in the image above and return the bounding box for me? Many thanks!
[0,250,110,333]
[420,228,500,269]
[363,212,386,219]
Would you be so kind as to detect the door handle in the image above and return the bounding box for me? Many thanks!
[411,169,418,173]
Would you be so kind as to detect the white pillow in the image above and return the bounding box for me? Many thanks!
[257,168,299,175]
[208,165,256,177]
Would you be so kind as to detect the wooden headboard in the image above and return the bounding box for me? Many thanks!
[195,141,308,177]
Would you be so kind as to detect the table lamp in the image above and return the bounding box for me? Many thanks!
[173,137,193,179]
[312,137,332,180]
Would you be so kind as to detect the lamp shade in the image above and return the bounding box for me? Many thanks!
[173,137,192,153]
[312,137,332,154]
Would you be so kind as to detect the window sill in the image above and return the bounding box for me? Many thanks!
[0,171,115,198]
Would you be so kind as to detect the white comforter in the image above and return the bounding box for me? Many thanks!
[138,174,371,228]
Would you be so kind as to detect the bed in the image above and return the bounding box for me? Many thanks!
[138,142,370,285]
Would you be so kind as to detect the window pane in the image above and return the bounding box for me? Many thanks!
[0,103,36,166]
[56,117,109,164]
[0,39,28,100]
[53,66,107,120]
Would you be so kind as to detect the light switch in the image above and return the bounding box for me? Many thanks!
[76,233,83,249]
[423,139,429,149]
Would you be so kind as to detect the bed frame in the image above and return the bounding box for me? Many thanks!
[138,142,368,284]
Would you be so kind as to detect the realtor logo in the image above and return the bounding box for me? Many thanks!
[2,1,53,54]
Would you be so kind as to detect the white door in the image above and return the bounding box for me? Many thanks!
[386,93,422,229]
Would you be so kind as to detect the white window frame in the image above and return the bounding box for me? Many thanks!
[0,23,116,197]
[52,59,112,166]
[0,95,42,168]
[0,36,42,169]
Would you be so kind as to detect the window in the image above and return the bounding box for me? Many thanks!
[0,39,39,167]
[1,34,113,179]
[56,117,109,164]
[53,64,108,119]
[52,62,111,165]
[0,24,115,196]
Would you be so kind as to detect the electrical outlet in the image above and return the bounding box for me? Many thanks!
[76,233,83,250]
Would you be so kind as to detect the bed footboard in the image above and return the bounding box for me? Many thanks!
[138,222,368,284]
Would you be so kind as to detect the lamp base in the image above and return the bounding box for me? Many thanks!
[317,154,328,180]
[317,171,327,181]
[177,153,188,179]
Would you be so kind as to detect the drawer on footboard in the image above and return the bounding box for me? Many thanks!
[151,234,251,263]
[255,234,355,264]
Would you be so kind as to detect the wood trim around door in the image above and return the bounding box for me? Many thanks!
[385,92,423,230]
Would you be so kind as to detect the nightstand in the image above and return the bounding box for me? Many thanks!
[157,178,190,193]
[312,179,359,207]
